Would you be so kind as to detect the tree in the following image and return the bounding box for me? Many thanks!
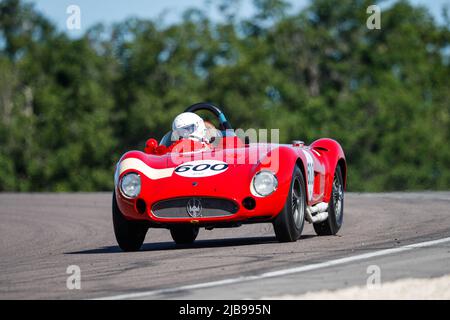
[0,0,448,191]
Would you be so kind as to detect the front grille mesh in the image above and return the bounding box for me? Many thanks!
[152,197,238,218]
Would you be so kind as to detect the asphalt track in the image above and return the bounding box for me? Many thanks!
[0,192,449,299]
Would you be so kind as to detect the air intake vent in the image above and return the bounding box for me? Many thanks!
[152,197,238,218]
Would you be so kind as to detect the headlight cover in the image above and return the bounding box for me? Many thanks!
[252,171,278,197]
[120,173,141,198]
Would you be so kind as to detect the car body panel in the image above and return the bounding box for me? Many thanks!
[114,136,346,226]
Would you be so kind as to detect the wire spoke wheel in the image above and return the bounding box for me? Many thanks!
[273,166,305,242]
[292,177,304,229]
[333,175,344,222]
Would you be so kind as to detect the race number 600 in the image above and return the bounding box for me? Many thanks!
[174,160,229,177]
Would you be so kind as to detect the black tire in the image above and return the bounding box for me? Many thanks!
[273,166,306,242]
[170,225,199,244]
[313,166,344,236]
[112,191,148,252]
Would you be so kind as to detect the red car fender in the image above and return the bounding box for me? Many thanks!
[258,145,311,205]
[310,138,347,203]
[253,146,293,204]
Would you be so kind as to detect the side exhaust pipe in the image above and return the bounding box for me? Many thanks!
[306,202,329,223]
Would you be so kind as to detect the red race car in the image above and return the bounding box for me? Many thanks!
[113,103,346,251]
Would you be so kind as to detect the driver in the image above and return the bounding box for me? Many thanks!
[170,112,211,152]
[172,112,208,143]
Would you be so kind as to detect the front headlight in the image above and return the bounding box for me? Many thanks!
[252,171,278,196]
[120,173,141,198]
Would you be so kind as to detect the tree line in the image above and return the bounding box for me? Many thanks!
[0,0,449,191]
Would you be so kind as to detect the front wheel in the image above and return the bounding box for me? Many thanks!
[273,166,306,242]
[313,166,344,236]
[112,191,148,252]
[170,226,199,244]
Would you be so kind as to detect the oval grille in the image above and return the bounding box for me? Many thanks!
[152,197,238,218]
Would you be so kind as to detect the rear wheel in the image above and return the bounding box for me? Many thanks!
[273,166,306,242]
[170,226,199,244]
[313,166,344,236]
[112,191,148,252]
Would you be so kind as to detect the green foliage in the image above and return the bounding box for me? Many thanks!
[0,0,449,191]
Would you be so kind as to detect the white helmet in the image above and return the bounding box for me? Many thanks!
[172,112,207,142]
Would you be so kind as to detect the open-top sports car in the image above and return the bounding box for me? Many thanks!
[113,103,346,251]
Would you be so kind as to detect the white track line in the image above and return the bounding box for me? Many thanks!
[93,236,450,300]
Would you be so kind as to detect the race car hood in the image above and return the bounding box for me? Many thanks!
[116,143,284,202]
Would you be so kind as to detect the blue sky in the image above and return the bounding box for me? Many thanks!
[27,0,449,37]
